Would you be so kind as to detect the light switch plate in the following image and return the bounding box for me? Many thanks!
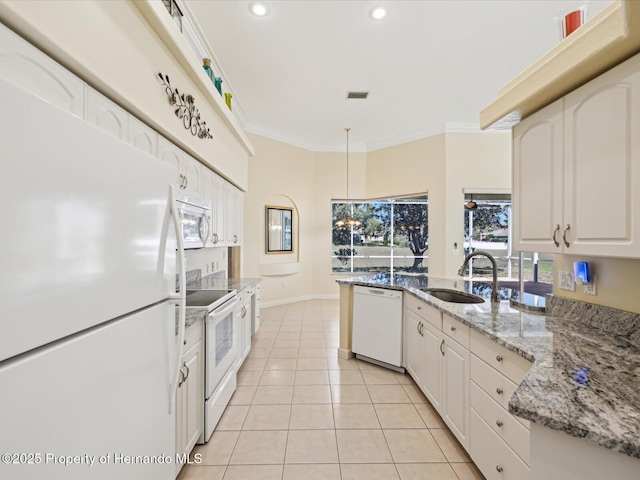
[558,271,575,291]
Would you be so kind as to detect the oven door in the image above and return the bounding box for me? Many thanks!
[205,298,239,398]
[178,202,210,249]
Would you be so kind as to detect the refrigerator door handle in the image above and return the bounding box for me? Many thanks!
[169,185,186,414]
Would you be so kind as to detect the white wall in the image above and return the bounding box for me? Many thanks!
[245,131,512,304]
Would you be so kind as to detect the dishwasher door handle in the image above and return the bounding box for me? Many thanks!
[368,289,386,295]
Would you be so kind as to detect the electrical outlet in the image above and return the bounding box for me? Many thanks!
[584,275,597,296]
[558,271,575,291]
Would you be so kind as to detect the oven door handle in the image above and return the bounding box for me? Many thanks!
[208,297,239,323]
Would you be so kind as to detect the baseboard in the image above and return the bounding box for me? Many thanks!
[262,293,339,308]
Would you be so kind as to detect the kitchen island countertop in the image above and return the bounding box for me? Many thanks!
[337,274,640,459]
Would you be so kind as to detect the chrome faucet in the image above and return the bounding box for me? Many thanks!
[457,250,499,302]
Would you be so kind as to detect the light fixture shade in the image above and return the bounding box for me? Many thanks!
[369,5,388,20]
[249,2,269,16]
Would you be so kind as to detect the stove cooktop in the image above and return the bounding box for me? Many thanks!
[185,289,235,309]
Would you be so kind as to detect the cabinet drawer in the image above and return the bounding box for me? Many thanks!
[471,381,530,465]
[404,293,442,329]
[443,314,470,349]
[470,409,530,480]
[471,354,529,429]
[470,329,531,384]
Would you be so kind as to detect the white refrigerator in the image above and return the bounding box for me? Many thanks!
[0,79,186,479]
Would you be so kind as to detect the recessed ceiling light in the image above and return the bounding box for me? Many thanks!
[369,5,388,20]
[249,2,269,17]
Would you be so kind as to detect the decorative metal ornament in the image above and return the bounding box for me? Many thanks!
[157,72,213,139]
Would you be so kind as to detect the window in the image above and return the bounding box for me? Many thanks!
[332,198,428,274]
[462,193,553,297]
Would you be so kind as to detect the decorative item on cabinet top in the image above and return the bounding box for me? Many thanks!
[157,72,213,139]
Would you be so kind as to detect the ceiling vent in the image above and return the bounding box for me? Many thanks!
[347,91,369,99]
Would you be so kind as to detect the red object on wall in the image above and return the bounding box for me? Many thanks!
[564,10,583,37]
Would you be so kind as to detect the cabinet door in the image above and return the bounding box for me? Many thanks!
[182,341,204,455]
[563,57,640,257]
[512,98,564,253]
[158,137,183,189]
[235,190,244,246]
[442,337,470,450]
[421,320,443,413]
[201,168,217,247]
[213,174,227,246]
[0,23,84,117]
[85,87,128,140]
[128,115,158,157]
[403,309,425,387]
[182,154,202,196]
[241,300,252,362]
[252,286,261,334]
[225,183,238,245]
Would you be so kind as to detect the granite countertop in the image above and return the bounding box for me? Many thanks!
[337,273,640,459]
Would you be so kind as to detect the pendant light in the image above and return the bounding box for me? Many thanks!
[335,127,361,228]
[465,194,477,211]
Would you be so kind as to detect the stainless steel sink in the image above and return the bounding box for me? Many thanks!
[422,288,484,304]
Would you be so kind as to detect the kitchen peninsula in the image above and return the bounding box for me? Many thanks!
[338,274,640,480]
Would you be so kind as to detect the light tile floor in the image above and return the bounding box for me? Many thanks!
[178,300,485,480]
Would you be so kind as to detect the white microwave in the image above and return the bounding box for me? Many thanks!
[174,191,211,249]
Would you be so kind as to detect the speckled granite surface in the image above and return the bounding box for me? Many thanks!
[337,273,640,459]
[175,309,204,335]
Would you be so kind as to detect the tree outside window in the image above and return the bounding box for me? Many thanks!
[332,198,428,274]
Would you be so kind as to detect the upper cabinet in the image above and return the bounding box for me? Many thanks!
[0,23,84,117]
[85,87,129,141]
[158,137,202,195]
[512,99,564,253]
[513,52,640,258]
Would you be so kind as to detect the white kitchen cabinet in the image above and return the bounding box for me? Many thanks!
[158,137,203,195]
[512,99,564,253]
[403,308,427,390]
[225,184,243,246]
[420,319,443,413]
[175,320,204,474]
[128,115,158,157]
[182,153,202,196]
[0,23,85,117]
[513,52,640,257]
[562,56,640,257]
[85,86,128,141]
[251,284,261,334]
[202,169,229,246]
[238,287,252,364]
[441,324,470,450]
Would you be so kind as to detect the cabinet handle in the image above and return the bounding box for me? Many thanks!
[177,367,185,388]
[552,224,560,248]
[450,326,456,332]
[496,465,503,473]
[496,355,503,362]
[440,339,445,355]
[418,322,424,336]
[496,387,504,395]
[417,306,422,310]
[183,339,187,345]
[184,176,189,189]
[234,234,238,243]
[496,420,504,427]
[563,224,570,248]
[183,362,190,381]
[417,321,421,335]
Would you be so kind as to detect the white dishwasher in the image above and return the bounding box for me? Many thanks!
[352,286,404,372]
